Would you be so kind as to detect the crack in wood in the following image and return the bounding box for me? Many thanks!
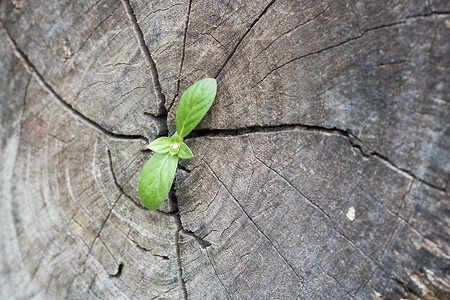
[202,32,227,50]
[205,249,233,299]
[184,188,220,215]
[214,0,277,79]
[347,0,362,35]
[170,190,212,249]
[87,275,97,296]
[168,187,214,299]
[175,229,188,300]
[127,235,170,260]
[318,265,356,299]
[98,235,119,265]
[399,178,414,214]
[121,0,167,115]
[153,182,212,299]
[187,124,301,138]
[117,86,146,102]
[187,123,365,143]
[0,23,147,142]
[178,165,192,174]
[19,74,32,133]
[74,80,113,99]
[107,148,148,211]
[385,208,448,256]
[29,259,43,284]
[249,135,449,295]
[229,243,266,296]
[110,262,124,277]
[180,229,212,249]
[391,276,421,297]
[82,189,121,276]
[169,0,192,114]
[143,112,168,137]
[73,149,128,279]
[357,149,444,193]
[142,3,185,20]
[104,154,127,231]
[354,267,378,297]
[188,123,444,191]
[217,216,240,241]
[135,242,151,253]
[90,200,120,254]
[406,11,450,18]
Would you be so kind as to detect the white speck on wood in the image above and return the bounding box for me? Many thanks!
[346,206,355,221]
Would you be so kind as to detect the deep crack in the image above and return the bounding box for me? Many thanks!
[169,0,192,114]
[187,123,444,192]
[110,262,124,278]
[175,229,188,300]
[121,0,167,115]
[170,186,212,249]
[107,148,148,211]
[168,182,212,300]
[143,112,168,137]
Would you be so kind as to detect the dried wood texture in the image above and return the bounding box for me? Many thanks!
[0,0,449,299]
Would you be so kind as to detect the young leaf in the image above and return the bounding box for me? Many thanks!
[147,137,171,153]
[170,132,181,143]
[178,142,194,159]
[168,132,181,156]
[138,153,178,210]
[168,144,180,156]
[176,78,217,138]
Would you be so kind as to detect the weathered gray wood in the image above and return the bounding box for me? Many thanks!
[0,0,449,299]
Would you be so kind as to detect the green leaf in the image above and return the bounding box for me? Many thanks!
[147,137,171,153]
[176,78,217,138]
[178,142,194,159]
[138,153,178,210]
[170,132,181,143]
[168,132,181,156]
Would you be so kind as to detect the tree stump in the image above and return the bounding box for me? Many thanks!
[0,0,449,299]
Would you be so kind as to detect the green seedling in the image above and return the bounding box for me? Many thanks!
[138,78,217,210]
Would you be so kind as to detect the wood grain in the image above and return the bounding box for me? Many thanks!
[0,0,448,299]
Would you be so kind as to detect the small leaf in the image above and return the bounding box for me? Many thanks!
[170,132,181,143]
[176,78,217,139]
[178,142,194,159]
[168,132,181,156]
[138,153,178,210]
[147,137,171,153]
[169,143,180,156]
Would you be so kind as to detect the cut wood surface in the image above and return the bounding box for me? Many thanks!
[0,0,449,299]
